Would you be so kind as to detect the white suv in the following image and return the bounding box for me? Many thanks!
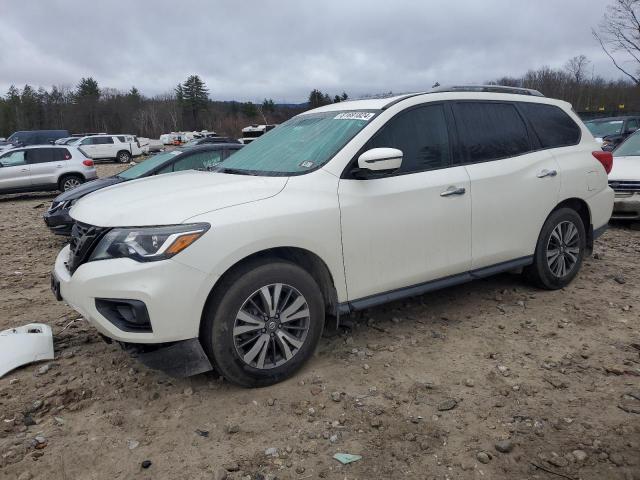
[51,86,614,387]
[73,134,142,163]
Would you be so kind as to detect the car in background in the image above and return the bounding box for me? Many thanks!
[55,137,82,145]
[608,130,640,221]
[584,116,640,151]
[0,130,70,152]
[71,134,143,163]
[183,136,241,147]
[0,145,96,195]
[43,143,242,235]
[241,124,277,144]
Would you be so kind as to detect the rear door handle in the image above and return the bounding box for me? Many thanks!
[537,169,557,178]
[440,186,466,197]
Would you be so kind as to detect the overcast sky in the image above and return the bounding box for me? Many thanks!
[0,0,623,103]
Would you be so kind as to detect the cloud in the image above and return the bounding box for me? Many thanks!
[0,0,622,102]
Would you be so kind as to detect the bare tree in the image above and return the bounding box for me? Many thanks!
[593,0,640,85]
[564,55,591,83]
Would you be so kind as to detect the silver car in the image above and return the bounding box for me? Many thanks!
[0,145,97,194]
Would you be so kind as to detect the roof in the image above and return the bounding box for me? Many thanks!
[307,85,560,115]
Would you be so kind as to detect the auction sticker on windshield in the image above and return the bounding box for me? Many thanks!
[334,112,375,121]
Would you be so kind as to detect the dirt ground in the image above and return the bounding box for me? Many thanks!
[0,163,639,480]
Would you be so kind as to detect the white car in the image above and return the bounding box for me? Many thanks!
[72,134,142,163]
[608,130,640,220]
[51,86,614,387]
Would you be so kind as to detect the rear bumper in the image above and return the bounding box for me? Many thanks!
[611,193,640,220]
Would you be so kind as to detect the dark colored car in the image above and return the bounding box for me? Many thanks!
[183,136,241,147]
[43,143,242,235]
[0,130,70,149]
[584,116,640,151]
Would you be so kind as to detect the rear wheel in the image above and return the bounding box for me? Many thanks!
[59,174,83,192]
[524,207,586,289]
[117,150,132,163]
[201,260,324,387]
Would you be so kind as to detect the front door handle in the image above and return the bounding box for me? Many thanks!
[537,169,557,178]
[440,186,466,197]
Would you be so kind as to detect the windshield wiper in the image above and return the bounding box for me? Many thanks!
[211,167,257,176]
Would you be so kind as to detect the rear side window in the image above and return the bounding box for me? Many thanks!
[365,104,451,173]
[519,103,581,148]
[117,136,126,142]
[97,137,114,144]
[27,149,57,164]
[454,102,530,163]
[52,148,71,160]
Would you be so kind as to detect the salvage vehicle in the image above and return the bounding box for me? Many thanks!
[0,145,96,194]
[73,134,143,163]
[44,143,242,235]
[0,129,70,152]
[608,130,640,221]
[584,116,640,151]
[51,86,614,387]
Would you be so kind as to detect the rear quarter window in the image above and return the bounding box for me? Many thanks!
[518,103,581,148]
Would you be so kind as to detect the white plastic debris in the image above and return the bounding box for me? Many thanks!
[0,323,54,378]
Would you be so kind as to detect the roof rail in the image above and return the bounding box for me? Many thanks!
[430,85,545,97]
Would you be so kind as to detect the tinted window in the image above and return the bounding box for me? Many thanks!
[365,104,450,173]
[0,150,26,166]
[519,103,581,148]
[26,149,55,164]
[173,150,224,172]
[52,148,71,160]
[95,137,114,144]
[117,136,126,142]
[626,119,639,131]
[454,102,530,163]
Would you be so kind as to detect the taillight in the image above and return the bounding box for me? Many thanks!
[592,151,613,174]
[83,159,94,167]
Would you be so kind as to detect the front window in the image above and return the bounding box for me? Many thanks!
[585,120,624,137]
[117,150,182,179]
[220,111,377,175]
[614,131,640,157]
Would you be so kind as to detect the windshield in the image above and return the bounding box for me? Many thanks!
[614,131,640,157]
[118,150,182,179]
[585,120,624,137]
[219,111,377,175]
[6,133,22,143]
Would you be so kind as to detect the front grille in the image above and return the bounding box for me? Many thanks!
[67,222,108,273]
[609,180,640,193]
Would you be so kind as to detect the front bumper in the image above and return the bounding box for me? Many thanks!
[52,245,212,344]
[43,208,73,235]
[611,192,640,220]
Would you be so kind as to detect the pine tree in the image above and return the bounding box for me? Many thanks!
[177,75,209,129]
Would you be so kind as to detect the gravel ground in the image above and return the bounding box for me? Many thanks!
[1,164,639,480]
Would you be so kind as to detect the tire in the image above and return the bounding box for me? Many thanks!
[201,259,325,387]
[58,174,84,192]
[524,207,586,290]
[117,150,132,163]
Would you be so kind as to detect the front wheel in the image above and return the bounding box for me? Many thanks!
[524,207,586,289]
[201,260,325,387]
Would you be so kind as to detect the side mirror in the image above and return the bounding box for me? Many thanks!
[357,148,403,172]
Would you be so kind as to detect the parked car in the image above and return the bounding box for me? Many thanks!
[241,124,277,144]
[0,130,70,152]
[183,136,242,147]
[584,116,640,151]
[0,145,96,194]
[44,143,242,235]
[54,137,82,145]
[51,85,613,387]
[608,130,640,221]
[73,134,143,163]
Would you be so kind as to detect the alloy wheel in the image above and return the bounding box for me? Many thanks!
[63,178,81,191]
[233,283,310,369]
[546,220,581,278]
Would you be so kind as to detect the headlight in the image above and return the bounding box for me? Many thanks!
[89,223,210,263]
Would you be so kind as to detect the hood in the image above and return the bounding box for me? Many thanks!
[54,176,124,203]
[609,156,640,181]
[70,170,288,227]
